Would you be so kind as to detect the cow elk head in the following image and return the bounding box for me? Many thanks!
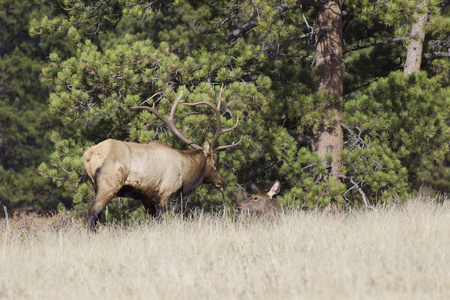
[234,181,282,215]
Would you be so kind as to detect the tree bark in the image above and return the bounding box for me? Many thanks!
[313,0,344,179]
[404,0,428,75]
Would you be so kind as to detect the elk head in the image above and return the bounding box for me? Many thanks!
[234,181,282,215]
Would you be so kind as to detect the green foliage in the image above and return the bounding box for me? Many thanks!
[26,0,450,221]
[343,71,449,204]
[348,0,441,26]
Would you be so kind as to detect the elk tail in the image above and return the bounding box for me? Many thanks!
[84,149,94,162]
[83,149,97,181]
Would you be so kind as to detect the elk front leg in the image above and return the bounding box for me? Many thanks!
[142,195,171,219]
[142,200,158,217]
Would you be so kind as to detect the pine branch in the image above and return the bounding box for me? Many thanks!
[297,0,324,7]
[223,20,258,42]
[423,52,450,62]
[343,37,407,55]
[278,33,313,50]
[223,3,302,42]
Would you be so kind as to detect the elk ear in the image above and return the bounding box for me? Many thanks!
[202,140,212,157]
[267,180,281,198]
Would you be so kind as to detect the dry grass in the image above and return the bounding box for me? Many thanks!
[1,210,85,238]
[1,198,449,300]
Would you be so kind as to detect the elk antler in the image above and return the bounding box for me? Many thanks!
[132,88,202,150]
[182,85,242,152]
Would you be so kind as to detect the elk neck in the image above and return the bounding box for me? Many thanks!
[178,148,208,196]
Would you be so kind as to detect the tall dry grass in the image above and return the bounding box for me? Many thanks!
[1,198,449,300]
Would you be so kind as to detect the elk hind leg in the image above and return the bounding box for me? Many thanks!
[86,189,116,231]
[157,196,172,217]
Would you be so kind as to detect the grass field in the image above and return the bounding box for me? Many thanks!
[1,198,449,300]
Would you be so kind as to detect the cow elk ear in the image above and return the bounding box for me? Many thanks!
[267,180,281,198]
[202,140,212,157]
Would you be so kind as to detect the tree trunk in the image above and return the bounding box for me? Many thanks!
[404,0,428,75]
[313,0,344,179]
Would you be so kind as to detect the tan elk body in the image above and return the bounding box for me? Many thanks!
[234,181,282,215]
[84,87,239,230]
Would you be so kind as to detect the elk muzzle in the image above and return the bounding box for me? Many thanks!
[214,177,225,189]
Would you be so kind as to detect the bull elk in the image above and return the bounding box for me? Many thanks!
[234,181,282,215]
[83,87,240,230]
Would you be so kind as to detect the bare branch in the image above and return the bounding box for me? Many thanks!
[340,121,368,149]
[340,174,370,209]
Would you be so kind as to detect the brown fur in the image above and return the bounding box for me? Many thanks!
[234,181,282,215]
[84,139,224,230]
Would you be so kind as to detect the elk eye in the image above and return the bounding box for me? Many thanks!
[252,197,259,201]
